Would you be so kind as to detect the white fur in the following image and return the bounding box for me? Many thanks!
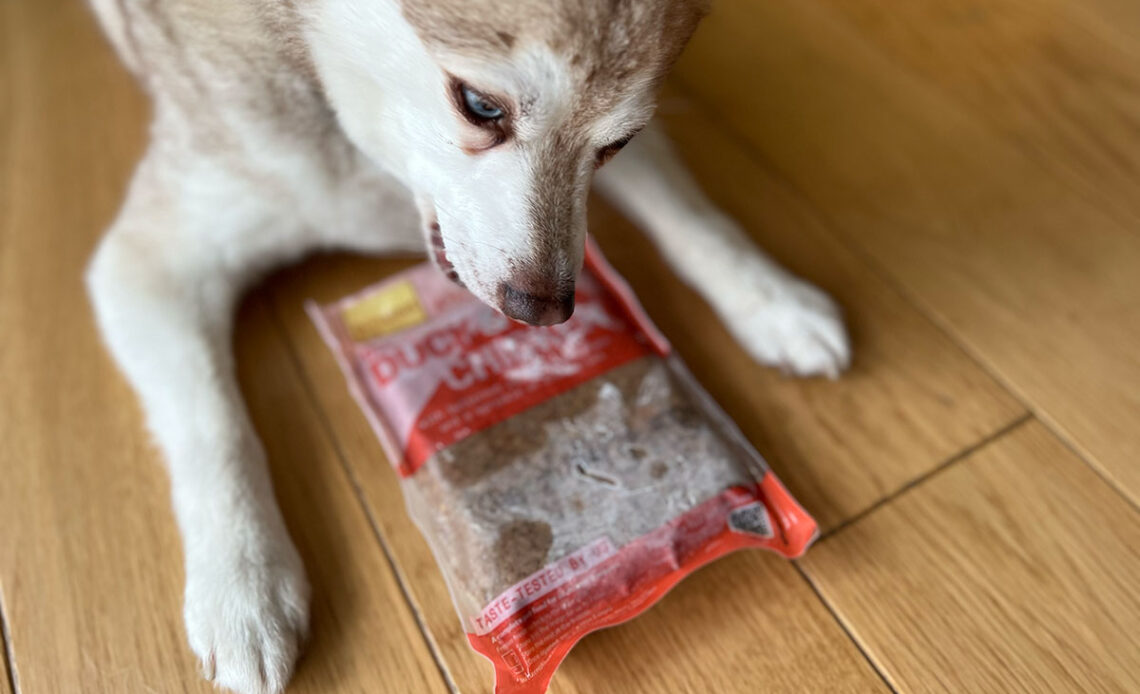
[87,1,849,693]
[596,124,850,377]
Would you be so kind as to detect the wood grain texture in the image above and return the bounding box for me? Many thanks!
[0,2,195,692]
[812,0,1140,227]
[0,1,445,692]
[1,638,11,694]
[672,0,1140,510]
[265,256,889,694]
[801,420,1140,694]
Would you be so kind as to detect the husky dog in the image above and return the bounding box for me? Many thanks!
[86,0,849,691]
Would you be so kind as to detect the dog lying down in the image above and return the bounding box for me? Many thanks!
[85,0,850,692]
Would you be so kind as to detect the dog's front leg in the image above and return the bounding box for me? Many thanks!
[87,156,310,694]
[595,122,850,377]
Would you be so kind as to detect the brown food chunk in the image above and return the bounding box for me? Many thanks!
[403,356,754,616]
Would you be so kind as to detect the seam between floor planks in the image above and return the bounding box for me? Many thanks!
[265,300,458,693]
[787,414,1031,694]
[1029,409,1140,518]
[795,412,1136,694]
[818,413,1034,542]
[792,563,902,694]
[0,584,16,694]
[664,76,1140,523]
[802,558,910,694]
[798,418,1140,694]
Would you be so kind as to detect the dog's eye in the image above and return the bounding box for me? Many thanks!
[460,84,504,121]
[595,136,633,168]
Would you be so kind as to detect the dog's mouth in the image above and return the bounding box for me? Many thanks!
[428,221,463,287]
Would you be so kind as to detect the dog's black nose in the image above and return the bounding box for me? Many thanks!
[499,282,575,326]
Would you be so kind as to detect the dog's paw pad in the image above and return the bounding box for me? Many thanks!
[725,278,851,378]
[184,542,310,694]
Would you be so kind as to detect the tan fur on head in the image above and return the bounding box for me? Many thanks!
[401,0,709,98]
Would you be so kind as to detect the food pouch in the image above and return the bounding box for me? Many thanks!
[308,240,818,694]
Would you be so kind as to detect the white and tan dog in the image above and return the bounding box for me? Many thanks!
[86,0,849,691]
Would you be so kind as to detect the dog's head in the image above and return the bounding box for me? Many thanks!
[306,0,707,324]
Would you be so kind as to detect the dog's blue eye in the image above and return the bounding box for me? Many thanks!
[461,85,503,120]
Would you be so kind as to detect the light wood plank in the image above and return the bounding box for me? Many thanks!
[0,1,195,691]
[801,420,1140,693]
[672,0,1140,509]
[0,1,446,691]
[265,88,1023,690]
[809,0,1140,227]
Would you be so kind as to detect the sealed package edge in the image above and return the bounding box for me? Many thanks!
[307,240,819,694]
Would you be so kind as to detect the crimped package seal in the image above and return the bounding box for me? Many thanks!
[308,239,818,694]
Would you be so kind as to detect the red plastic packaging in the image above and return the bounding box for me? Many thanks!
[309,240,818,693]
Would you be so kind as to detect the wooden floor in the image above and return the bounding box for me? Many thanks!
[3,0,1139,692]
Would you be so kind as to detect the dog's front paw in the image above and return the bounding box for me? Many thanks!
[184,526,310,694]
[717,269,850,378]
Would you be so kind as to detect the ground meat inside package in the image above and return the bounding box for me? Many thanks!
[309,240,818,694]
